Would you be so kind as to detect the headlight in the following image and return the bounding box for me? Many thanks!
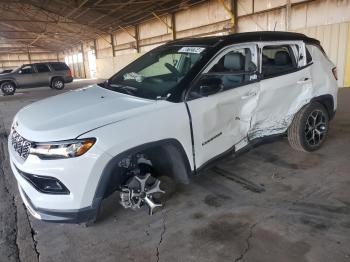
[30,138,96,159]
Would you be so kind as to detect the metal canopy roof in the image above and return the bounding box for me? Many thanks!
[0,0,205,53]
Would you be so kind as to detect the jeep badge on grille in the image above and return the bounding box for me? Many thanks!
[11,130,31,160]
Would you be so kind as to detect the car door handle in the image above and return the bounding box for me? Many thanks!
[297,77,311,84]
[241,91,257,99]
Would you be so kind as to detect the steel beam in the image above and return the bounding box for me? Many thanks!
[217,0,235,33]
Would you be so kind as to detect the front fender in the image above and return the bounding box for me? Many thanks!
[0,77,18,86]
[93,138,192,202]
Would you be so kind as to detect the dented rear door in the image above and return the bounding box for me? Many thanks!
[249,41,313,139]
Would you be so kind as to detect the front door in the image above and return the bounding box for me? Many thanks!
[16,65,36,87]
[249,41,313,139]
[186,44,260,168]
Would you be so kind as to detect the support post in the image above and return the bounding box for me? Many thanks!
[152,12,175,39]
[110,34,116,57]
[27,46,32,64]
[81,43,87,78]
[135,25,140,53]
[233,0,238,32]
[171,13,176,40]
[93,39,98,59]
[217,0,236,33]
[286,0,291,31]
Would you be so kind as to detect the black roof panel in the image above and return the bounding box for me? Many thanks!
[167,31,320,47]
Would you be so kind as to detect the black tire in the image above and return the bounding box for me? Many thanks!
[288,102,329,152]
[1,81,16,96]
[51,77,65,90]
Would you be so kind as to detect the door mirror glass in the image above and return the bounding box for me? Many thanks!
[198,77,223,96]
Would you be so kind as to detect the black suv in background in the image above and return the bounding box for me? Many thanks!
[0,62,73,95]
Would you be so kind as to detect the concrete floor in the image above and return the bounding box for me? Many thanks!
[0,82,350,262]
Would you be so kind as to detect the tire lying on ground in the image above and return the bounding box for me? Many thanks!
[0,81,16,96]
[51,77,65,90]
[288,102,329,152]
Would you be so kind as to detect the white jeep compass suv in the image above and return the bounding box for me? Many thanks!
[8,32,338,224]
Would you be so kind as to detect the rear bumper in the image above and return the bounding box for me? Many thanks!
[18,185,99,223]
[64,76,73,83]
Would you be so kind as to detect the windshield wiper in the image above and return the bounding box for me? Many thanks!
[105,82,136,96]
[156,93,171,101]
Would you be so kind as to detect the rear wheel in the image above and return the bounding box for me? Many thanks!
[288,102,329,152]
[1,81,16,96]
[51,78,65,90]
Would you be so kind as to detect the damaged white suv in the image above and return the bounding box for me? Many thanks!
[8,32,338,224]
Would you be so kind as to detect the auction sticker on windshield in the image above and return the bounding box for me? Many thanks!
[178,47,205,54]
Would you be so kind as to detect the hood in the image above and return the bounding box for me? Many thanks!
[14,85,157,141]
[0,71,14,77]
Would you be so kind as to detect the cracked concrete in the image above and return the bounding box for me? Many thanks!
[234,222,257,262]
[155,207,167,262]
[1,82,350,262]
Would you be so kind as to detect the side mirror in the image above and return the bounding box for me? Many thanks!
[18,70,22,74]
[199,77,223,97]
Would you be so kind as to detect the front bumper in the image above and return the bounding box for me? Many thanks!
[18,185,98,223]
[8,133,112,222]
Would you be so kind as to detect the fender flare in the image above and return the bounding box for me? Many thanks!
[0,78,18,87]
[91,138,192,207]
[310,94,335,120]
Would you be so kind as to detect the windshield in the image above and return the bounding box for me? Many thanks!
[105,45,206,100]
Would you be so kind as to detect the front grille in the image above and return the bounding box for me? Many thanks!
[11,129,31,160]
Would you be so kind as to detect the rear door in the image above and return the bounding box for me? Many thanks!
[33,63,52,86]
[186,44,260,168]
[249,41,313,139]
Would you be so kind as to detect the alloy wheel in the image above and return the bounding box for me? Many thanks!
[3,83,14,93]
[304,109,327,146]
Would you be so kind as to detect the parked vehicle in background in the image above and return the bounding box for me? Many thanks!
[8,31,338,224]
[0,62,73,95]
[0,69,13,74]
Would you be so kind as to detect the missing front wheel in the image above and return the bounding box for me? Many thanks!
[119,154,165,215]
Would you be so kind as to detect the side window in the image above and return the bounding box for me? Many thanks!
[50,63,69,71]
[306,47,312,64]
[20,65,33,74]
[189,47,258,99]
[35,64,51,73]
[261,45,297,77]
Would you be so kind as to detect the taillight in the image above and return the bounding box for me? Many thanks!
[67,69,72,77]
[332,67,338,80]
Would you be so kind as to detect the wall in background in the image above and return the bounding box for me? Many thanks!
[0,50,58,71]
[58,0,350,87]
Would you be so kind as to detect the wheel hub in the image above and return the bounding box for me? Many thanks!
[55,81,63,88]
[304,109,327,146]
[3,84,14,92]
[120,173,165,215]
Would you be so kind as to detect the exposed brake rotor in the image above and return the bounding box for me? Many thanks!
[120,167,165,215]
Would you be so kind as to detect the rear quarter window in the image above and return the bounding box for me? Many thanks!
[306,47,312,64]
[50,63,69,71]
